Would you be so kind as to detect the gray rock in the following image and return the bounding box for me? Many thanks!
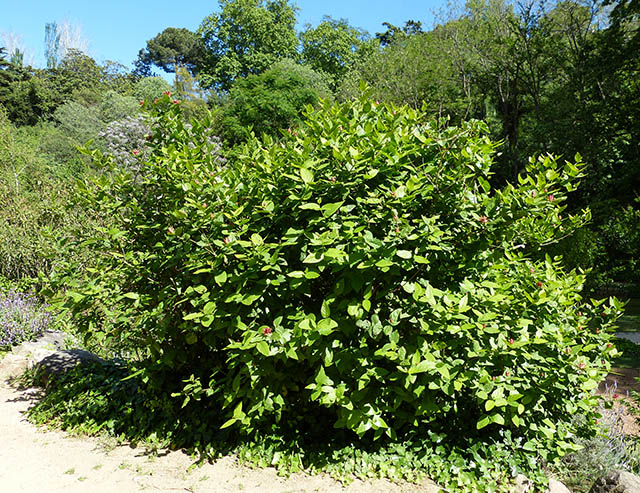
[590,470,640,493]
[34,349,104,378]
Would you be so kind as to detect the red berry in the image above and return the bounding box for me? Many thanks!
[536,281,543,288]
[509,338,514,345]
[613,394,619,399]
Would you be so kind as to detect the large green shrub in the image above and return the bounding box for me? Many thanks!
[52,92,622,458]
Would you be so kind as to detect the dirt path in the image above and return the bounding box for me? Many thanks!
[0,363,439,492]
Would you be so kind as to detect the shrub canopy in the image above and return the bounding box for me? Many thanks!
[51,91,622,456]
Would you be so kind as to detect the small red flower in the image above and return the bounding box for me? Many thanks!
[165,90,172,96]
[173,99,180,104]
[578,311,583,317]
[509,338,514,345]
[492,376,496,381]
[607,343,613,349]
[139,100,145,106]
[536,281,543,288]
[541,372,545,378]
[153,98,158,104]
[596,328,600,334]
[330,176,336,183]
[479,216,489,224]
[395,227,400,233]
[530,268,535,274]
[167,226,175,235]
[531,190,536,197]
[224,236,232,244]
[565,347,571,354]
[613,394,619,399]
[263,326,273,335]
[132,149,140,156]
[482,324,486,329]
[391,191,396,197]
[578,362,585,369]
[145,134,153,141]
[548,194,555,202]
[505,370,510,377]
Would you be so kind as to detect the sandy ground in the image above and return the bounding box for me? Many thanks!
[0,356,440,493]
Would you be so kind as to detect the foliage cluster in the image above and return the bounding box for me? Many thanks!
[50,93,622,468]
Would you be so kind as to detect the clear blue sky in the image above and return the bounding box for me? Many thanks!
[0,0,443,70]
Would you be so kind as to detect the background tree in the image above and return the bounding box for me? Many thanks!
[299,17,377,89]
[197,0,298,91]
[220,59,328,143]
[375,19,423,46]
[135,27,205,84]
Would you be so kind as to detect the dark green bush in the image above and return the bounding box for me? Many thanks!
[220,60,329,143]
[51,92,622,460]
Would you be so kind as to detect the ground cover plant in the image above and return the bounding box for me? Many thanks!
[46,90,623,490]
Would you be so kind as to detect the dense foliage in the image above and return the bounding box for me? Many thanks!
[50,93,621,458]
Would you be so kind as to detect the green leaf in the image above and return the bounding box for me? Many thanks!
[299,203,321,210]
[317,318,338,335]
[303,253,324,264]
[256,341,270,356]
[322,201,343,218]
[220,418,237,429]
[214,271,228,285]
[396,250,412,259]
[300,168,314,183]
[477,415,491,430]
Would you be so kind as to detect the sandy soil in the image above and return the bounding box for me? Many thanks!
[0,358,440,493]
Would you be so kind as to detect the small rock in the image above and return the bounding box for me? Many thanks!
[589,470,640,492]
[513,474,534,492]
[549,478,572,493]
[34,349,104,379]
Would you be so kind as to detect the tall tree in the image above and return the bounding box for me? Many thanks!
[197,0,298,91]
[136,27,205,82]
[299,17,376,89]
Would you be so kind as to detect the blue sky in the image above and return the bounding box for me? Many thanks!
[1,0,443,70]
